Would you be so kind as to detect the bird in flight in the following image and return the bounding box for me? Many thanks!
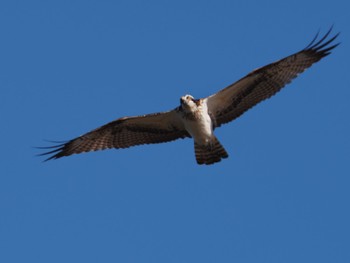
[40,28,339,165]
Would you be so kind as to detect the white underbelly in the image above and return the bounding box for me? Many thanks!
[184,114,213,145]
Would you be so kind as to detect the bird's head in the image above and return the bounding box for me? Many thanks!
[180,94,200,112]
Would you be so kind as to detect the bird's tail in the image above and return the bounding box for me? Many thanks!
[194,136,228,165]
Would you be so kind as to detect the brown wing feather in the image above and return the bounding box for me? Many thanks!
[206,28,339,127]
[40,109,189,160]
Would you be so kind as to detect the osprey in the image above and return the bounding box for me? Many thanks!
[41,29,339,165]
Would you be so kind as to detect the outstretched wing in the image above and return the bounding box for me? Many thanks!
[40,109,190,160]
[205,28,339,128]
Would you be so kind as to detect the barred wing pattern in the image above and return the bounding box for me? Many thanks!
[40,110,190,160]
[205,28,339,127]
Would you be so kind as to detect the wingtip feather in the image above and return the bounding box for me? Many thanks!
[304,27,340,56]
[36,140,69,161]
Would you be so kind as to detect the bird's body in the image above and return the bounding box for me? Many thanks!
[180,96,213,145]
[178,95,228,164]
[40,28,339,165]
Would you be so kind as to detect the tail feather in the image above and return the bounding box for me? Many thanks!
[194,137,228,165]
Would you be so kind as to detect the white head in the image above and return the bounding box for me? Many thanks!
[180,94,199,112]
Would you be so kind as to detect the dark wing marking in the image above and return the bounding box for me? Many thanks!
[40,109,190,160]
[205,27,339,127]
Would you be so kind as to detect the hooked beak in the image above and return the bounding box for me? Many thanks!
[180,97,185,105]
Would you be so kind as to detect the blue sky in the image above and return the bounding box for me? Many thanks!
[1,0,349,262]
